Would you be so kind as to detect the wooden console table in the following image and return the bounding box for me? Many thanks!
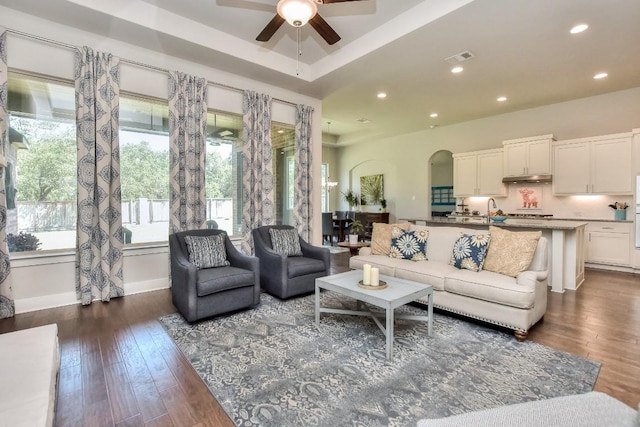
[337,241,370,256]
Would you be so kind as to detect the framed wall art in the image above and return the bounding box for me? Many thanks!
[360,174,384,205]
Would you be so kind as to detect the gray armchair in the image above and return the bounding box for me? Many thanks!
[169,229,260,322]
[252,225,330,299]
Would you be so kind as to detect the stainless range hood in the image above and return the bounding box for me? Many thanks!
[502,174,552,184]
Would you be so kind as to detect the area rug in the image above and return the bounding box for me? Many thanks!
[159,293,600,427]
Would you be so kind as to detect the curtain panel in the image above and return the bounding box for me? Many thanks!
[241,91,273,254]
[168,71,207,234]
[0,27,14,318]
[75,46,124,305]
[294,104,314,241]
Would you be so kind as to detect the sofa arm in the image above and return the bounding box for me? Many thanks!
[300,239,330,271]
[358,247,372,256]
[516,270,548,288]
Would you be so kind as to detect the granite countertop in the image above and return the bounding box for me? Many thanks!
[402,216,587,230]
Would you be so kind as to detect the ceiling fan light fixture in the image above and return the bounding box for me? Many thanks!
[277,0,318,27]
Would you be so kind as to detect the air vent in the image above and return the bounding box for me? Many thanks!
[445,50,475,64]
[356,118,371,123]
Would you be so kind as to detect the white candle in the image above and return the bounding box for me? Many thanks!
[363,264,371,285]
[371,268,379,286]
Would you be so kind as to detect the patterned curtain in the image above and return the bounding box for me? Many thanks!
[293,104,313,241]
[241,90,273,254]
[168,71,207,234]
[75,46,124,305]
[0,27,14,318]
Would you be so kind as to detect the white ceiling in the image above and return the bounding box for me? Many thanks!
[2,0,639,145]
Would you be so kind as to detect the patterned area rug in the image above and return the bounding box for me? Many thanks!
[159,293,600,427]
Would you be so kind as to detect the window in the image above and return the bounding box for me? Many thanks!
[272,124,295,226]
[119,95,170,244]
[7,73,76,252]
[321,163,329,212]
[205,111,240,236]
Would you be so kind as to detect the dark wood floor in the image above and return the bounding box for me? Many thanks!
[1,252,638,426]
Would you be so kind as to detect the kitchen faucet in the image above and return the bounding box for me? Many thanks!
[487,198,497,223]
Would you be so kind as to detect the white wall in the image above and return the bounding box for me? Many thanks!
[337,87,640,220]
[1,7,324,312]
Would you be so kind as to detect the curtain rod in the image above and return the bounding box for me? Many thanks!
[6,27,297,107]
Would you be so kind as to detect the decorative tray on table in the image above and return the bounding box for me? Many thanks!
[358,280,388,290]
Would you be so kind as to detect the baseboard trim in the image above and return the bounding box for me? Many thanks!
[14,278,170,314]
[15,292,78,314]
[125,278,170,295]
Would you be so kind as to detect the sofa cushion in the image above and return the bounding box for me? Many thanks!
[196,266,255,296]
[444,269,536,309]
[395,261,458,292]
[419,226,485,264]
[389,227,429,261]
[269,228,303,256]
[450,232,491,272]
[483,226,541,277]
[350,253,402,277]
[185,233,230,269]
[370,222,411,255]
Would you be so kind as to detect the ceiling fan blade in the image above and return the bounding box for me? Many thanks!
[317,0,366,3]
[256,14,286,42]
[309,13,341,45]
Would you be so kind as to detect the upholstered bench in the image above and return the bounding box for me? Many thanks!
[0,324,60,427]
[416,392,638,427]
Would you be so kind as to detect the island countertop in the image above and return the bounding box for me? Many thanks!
[400,217,587,230]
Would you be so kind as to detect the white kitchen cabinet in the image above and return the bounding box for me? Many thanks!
[503,134,553,177]
[553,133,632,195]
[586,222,631,266]
[453,149,506,197]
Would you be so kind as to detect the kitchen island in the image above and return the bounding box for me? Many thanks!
[399,217,587,293]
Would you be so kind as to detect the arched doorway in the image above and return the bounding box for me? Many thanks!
[429,150,454,217]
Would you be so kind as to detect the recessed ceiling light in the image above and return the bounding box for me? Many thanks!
[451,66,463,74]
[497,96,507,102]
[593,72,608,79]
[377,92,387,99]
[570,24,589,34]
[277,129,285,134]
[430,113,438,118]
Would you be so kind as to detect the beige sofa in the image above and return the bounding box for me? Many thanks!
[349,225,549,340]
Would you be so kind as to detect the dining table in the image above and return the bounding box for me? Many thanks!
[332,216,351,243]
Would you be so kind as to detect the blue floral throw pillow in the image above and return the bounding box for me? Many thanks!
[450,233,491,272]
[389,227,428,261]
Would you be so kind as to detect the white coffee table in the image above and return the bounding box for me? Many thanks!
[315,270,433,360]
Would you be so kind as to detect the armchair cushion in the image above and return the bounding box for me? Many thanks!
[287,257,327,278]
[196,266,257,297]
[269,228,303,256]
[184,234,230,269]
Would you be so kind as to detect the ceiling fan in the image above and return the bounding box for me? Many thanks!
[256,0,366,46]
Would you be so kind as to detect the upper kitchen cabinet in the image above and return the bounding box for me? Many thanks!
[553,133,633,195]
[503,134,554,177]
[453,148,506,197]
